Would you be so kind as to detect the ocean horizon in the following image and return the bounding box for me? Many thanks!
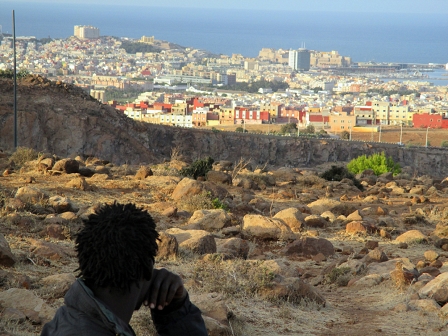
[1,2,447,65]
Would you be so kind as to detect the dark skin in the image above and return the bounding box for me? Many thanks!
[91,265,187,324]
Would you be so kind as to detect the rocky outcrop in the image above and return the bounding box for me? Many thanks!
[2,76,448,176]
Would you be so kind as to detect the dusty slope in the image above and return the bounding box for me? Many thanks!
[0,152,448,335]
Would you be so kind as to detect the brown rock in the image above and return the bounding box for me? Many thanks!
[186,209,231,232]
[66,176,90,191]
[424,250,439,262]
[398,242,408,249]
[48,196,74,213]
[379,229,391,239]
[346,221,368,235]
[216,238,249,259]
[365,240,379,250]
[433,288,448,305]
[430,260,443,268]
[242,214,295,240]
[41,273,76,298]
[165,228,216,255]
[157,232,179,259]
[135,166,153,180]
[312,253,327,262]
[41,224,67,240]
[172,178,205,201]
[206,170,232,185]
[395,230,428,244]
[0,288,55,324]
[280,237,335,258]
[304,215,327,228]
[366,248,388,262]
[29,239,74,260]
[0,234,16,267]
[52,158,79,174]
[15,186,48,203]
[273,208,305,232]
[419,267,441,278]
[2,307,26,323]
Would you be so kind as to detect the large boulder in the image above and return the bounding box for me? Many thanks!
[15,186,48,203]
[419,272,448,300]
[216,238,250,259]
[41,273,76,298]
[273,208,305,232]
[280,237,335,258]
[172,178,205,201]
[206,171,232,185]
[165,228,216,255]
[48,196,75,213]
[242,214,295,240]
[0,288,55,324]
[0,234,16,267]
[186,209,231,232]
[395,230,428,244]
[52,158,79,174]
[307,199,341,215]
[157,232,179,259]
[135,166,153,180]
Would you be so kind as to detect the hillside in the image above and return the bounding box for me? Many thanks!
[0,76,448,335]
[2,76,448,178]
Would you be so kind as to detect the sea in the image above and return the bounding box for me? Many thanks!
[1,2,448,65]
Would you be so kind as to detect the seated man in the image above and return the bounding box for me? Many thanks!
[42,202,207,336]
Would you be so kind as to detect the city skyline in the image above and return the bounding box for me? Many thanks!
[9,0,448,14]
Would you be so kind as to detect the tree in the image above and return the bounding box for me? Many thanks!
[347,152,401,176]
[441,140,448,148]
[235,127,247,133]
[302,125,315,134]
[280,123,297,134]
[341,130,350,140]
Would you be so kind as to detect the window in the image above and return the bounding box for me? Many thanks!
[341,126,345,129]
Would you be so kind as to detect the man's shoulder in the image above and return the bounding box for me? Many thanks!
[41,305,113,336]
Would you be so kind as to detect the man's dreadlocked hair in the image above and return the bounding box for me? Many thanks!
[75,202,159,292]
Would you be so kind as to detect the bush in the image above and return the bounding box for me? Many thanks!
[441,140,448,148]
[280,123,297,134]
[347,152,401,176]
[320,165,363,190]
[325,267,352,287]
[9,147,39,167]
[180,156,214,179]
[235,127,247,133]
[340,130,350,140]
[179,191,214,213]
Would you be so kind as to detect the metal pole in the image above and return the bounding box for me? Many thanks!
[426,126,429,148]
[399,123,403,144]
[379,124,382,142]
[13,10,18,149]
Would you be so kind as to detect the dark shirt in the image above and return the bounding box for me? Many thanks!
[41,279,207,336]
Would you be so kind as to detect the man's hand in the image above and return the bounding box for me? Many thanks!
[145,268,187,311]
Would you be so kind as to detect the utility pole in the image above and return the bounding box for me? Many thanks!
[13,10,18,149]
[426,126,430,148]
[399,122,403,145]
[379,124,382,142]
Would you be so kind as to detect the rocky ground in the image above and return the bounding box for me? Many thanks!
[1,150,448,335]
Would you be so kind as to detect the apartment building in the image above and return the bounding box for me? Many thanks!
[329,113,357,132]
[288,48,310,71]
[370,100,412,125]
[413,113,448,128]
[219,107,235,125]
[74,25,100,39]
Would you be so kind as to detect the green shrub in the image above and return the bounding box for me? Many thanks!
[325,267,352,286]
[280,123,297,134]
[179,191,214,213]
[441,140,448,148]
[347,152,401,176]
[211,197,228,211]
[180,156,214,179]
[340,130,350,140]
[235,127,247,133]
[320,166,363,190]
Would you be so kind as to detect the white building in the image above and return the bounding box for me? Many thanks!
[74,25,100,39]
[289,48,311,71]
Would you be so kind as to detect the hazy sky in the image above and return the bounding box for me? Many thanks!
[10,0,448,13]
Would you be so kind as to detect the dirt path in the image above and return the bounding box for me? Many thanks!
[320,284,447,336]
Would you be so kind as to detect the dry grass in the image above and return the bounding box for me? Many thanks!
[178,191,214,213]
